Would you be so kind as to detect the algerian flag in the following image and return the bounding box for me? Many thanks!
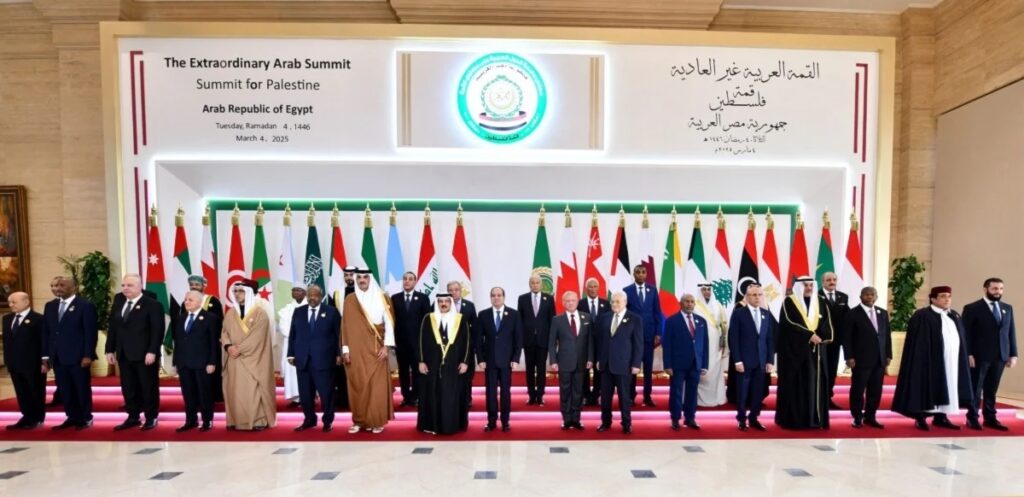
[532,211,554,294]
[657,217,683,316]
[361,209,380,285]
[273,209,297,313]
[708,211,734,313]
[251,213,273,303]
[383,217,405,294]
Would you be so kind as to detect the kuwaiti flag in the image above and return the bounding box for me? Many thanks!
[709,211,734,312]
[759,213,784,318]
[325,209,349,307]
[658,217,683,316]
[786,213,810,288]
[200,210,219,300]
[251,216,273,302]
[383,218,405,295]
[638,212,657,287]
[734,212,759,304]
[144,210,172,356]
[839,215,865,305]
[582,211,607,297]
[414,211,439,301]
[554,211,580,314]
[273,212,298,313]
[608,214,632,294]
[224,210,247,304]
[681,211,707,306]
[815,212,835,287]
[448,211,473,300]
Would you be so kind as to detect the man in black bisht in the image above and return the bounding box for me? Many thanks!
[775,276,834,430]
[892,286,979,431]
[417,293,471,435]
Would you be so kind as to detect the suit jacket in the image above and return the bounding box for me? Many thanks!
[517,292,555,348]
[3,310,45,372]
[843,305,891,369]
[455,299,478,364]
[820,289,850,338]
[105,293,165,362]
[475,307,523,369]
[43,295,98,367]
[594,311,643,375]
[728,306,776,369]
[624,283,665,341]
[663,312,710,372]
[391,290,432,349]
[580,297,611,319]
[287,304,342,371]
[172,309,222,370]
[963,299,1018,362]
[548,311,594,372]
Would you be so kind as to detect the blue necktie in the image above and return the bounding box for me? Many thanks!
[992,302,1002,324]
[494,311,501,333]
[185,314,195,334]
[309,308,317,328]
[58,300,68,321]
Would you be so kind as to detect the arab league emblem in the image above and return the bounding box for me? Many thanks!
[457,52,547,144]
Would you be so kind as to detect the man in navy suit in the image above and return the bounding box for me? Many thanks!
[392,272,432,407]
[962,277,1018,431]
[548,291,594,430]
[288,284,343,432]
[624,265,664,407]
[172,290,222,432]
[4,292,47,430]
[663,294,709,430]
[728,283,776,432]
[581,278,610,405]
[449,281,478,409]
[595,292,643,434]
[43,276,97,430]
[518,274,555,405]
[476,287,522,432]
[843,286,891,429]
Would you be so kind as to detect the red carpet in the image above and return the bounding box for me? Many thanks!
[1,374,1020,442]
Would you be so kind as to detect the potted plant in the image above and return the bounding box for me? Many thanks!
[58,251,114,376]
[887,255,925,374]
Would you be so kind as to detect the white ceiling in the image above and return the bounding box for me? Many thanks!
[723,0,941,14]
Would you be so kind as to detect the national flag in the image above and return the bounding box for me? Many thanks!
[325,205,349,307]
[251,206,273,302]
[168,208,192,314]
[839,214,865,303]
[415,208,439,300]
[224,206,247,303]
[361,207,380,284]
[735,210,760,303]
[709,209,734,311]
[608,210,632,294]
[383,209,405,295]
[448,207,473,300]
[144,208,172,355]
[582,207,606,297]
[554,208,580,313]
[759,211,784,317]
[302,206,325,290]
[638,208,657,287]
[786,212,810,287]
[199,206,219,300]
[273,206,298,313]
[681,209,707,302]
[815,211,835,287]
[531,209,554,294]
[657,212,683,316]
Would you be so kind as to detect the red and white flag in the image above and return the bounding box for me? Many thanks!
[415,211,439,301]
[554,213,580,313]
[224,212,246,305]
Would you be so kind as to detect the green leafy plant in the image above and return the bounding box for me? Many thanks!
[889,255,925,331]
[58,251,114,331]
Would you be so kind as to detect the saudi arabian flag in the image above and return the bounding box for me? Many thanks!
[815,220,835,287]
[362,222,380,285]
[251,222,273,302]
[532,219,554,294]
[303,224,326,290]
[681,216,707,304]
[658,220,683,317]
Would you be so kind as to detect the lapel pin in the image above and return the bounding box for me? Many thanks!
[198,316,205,320]
[69,306,75,312]
[503,312,508,316]
[23,319,31,324]
[321,313,327,318]
[135,304,141,310]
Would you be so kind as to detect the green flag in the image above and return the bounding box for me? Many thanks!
[251,222,272,301]
[362,222,380,284]
[815,222,835,287]
[303,224,326,290]
[532,219,553,294]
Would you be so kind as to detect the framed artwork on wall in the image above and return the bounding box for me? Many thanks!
[0,186,30,310]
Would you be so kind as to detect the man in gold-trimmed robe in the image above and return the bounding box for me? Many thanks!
[342,269,396,434]
[222,280,277,431]
[775,276,834,430]
[417,293,470,435]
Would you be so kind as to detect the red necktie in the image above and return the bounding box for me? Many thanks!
[570,313,577,337]
[687,313,695,338]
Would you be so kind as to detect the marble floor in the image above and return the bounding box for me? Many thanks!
[0,436,1021,497]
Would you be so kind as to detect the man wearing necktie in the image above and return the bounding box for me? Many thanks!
[663,294,709,430]
[728,284,776,432]
[288,284,342,432]
[625,265,665,407]
[548,291,593,430]
[962,277,1018,431]
[843,286,891,429]
[3,292,47,430]
[43,277,97,431]
[517,274,555,406]
[476,287,522,432]
[105,274,165,431]
[595,292,643,434]
[581,278,610,406]
[172,291,222,432]
[392,272,432,407]
[819,272,850,407]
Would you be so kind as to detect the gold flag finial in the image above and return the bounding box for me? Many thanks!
[765,207,774,230]
[149,205,158,227]
[307,203,317,227]
[538,204,546,227]
[231,204,240,227]
[670,206,678,229]
[364,204,373,229]
[283,203,293,227]
[255,202,265,227]
[389,202,397,227]
[202,204,211,227]
[618,205,626,228]
[564,205,572,228]
[694,207,702,230]
[642,204,650,229]
[456,202,463,227]
[850,212,860,232]
[747,207,756,230]
[423,203,432,227]
[795,210,804,230]
[822,209,832,230]
[591,204,599,228]
[175,205,185,228]
[330,203,340,228]
[716,206,725,230]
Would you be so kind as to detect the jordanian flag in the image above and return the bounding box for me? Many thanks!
[144,211,172,355]
[815,214,835,287]
[532,213,554,294]
[251,219,273,302]
[658,219,683,316]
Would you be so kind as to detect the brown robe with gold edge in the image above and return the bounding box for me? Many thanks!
[342,292,396,429]
[222,305,277,430]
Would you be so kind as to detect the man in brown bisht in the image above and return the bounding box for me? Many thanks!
[342,268,396,434]
[222,279,277,431]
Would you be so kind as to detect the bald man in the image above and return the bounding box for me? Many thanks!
[3,292,47,429]
[106,274,165,431]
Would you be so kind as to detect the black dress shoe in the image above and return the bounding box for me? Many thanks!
[24,421,43,430]
[200,422,212,432]
[501,424,511,432]
[5,421,27,431]
[671,420,681,431]
[984,420,1009,431]
[749,420,767,431]
[932,417,960,430]
[526,399,537,406]
[864,419,885,429]
[141,419,159,431]
[322,424,333,433]
[622,425,632,434]
[176,423,198,433]
[642,398,656,408]
[287,401,302,409]
[52,420,76,431]
[852,418,863,428]
[294,423,316,432]
[561,423,571,431]
[537,399,545,406]
[597,424,610,432]
[573,422,585,431]
[966,419,983,431]
[684,420,701,430]
[483,423,496,432]
[114,419,142,431]
[738,421,748,432]
[914,419,930,431]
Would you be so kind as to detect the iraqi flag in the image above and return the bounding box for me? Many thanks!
[554,214,580,314]
[414,212,439,301]
[759,214,784,318]
[735,212,759,303]
[658,218,683,316]
[708,211,734,312]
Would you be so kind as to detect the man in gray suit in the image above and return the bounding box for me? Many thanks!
[549,291,593,430]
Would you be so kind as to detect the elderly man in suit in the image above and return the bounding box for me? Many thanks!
[105,273,165,431]
[3,292,47,430]
[595,291,643,434]
[476,287,523,432]
[44,276,98,431]
[549,291,593,430]
[172,290,222,433]
[518,274,555,406]
[962,277,1018,431]
[844,286,891,429]
[663,294,710,430]
[729,283,776,432]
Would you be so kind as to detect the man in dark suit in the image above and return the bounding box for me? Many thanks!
[820,271,850,407]
[44,276,97,430]
[449,281,477,409]
[844,286,891,429]
[392,272,432,407]
[3,292,47,430]
[581,277,610,405]
[476,287,522,432]
[518,274,555,405]
[176,275,225,403]
[45,276,64,407]
[172,290,222,432]
[105,273,165,431]
[663,294,709,430]
[595,292,643,434]
[962,277,1018,431]
[729,283,776,432]
[624,264,664,407]
[289,284,343,432]
[549,291,593,430]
